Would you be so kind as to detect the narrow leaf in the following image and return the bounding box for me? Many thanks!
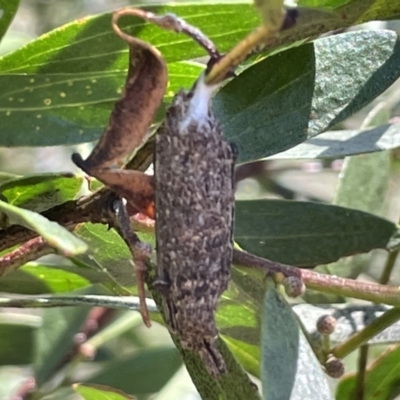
[234,199,400,266]
[0,173,82,212]
[215,30,400,163]
[269,123,400,159]
[74,384,135,400]
[0,200,87,256]
[0,62,202,146]
[0,4,259,73]
[0,0,20,42]
[261,281,332,400]
[33,289,94,385]
[85,347,181,396]
[0,313,39,365]
[336,345,400,400]
[315,104,391,280]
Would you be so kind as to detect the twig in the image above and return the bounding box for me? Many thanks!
[232,249,400,306]
[0,236,54,277]
[331,307,400,359]
[10,376,35,400]
[379,249,399,284]
[354,345,368,400]
[109,197,152,327]
[0,294,158,311]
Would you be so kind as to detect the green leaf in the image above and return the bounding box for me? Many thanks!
[34,296,92,385]
[0,173,82,212]
[316,104,391,280]
[336,344,400,400]
[217,280,261,377]
[74,223,136,288]
[74,384,135,400]
[261,281,332,400]
[215,30,400,163]
[0,4,259,74]
[222,335,260,378]
[85,347,181,396]
[0,3,258,146]
[0,313,39,365]
[0,0,20,42]
[0,62,202,146]
[0,200,87,256]
[298,0,350,7]
[269,123,400,159]
[234,199,400,266]
[0,262,94,294]
[277,0,400,51]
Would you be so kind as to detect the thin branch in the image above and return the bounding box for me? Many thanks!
[233,249,400,306]
[379,249,399,284]
[354,345,368,400]
[331,307,400,359]
[0,294,158,312]
[0,236,55,277]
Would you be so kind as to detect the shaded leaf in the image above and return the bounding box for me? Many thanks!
[234,199,400,266]
[74,223,136,288]
[85,347,181,396]
[0,313,39,365]
[316,104,391,280]
[0,173,82,212]
[261,281,332,400]
[0,200,87,256]
[74,383,135,400]
[336,345,400,400]
[34,298,92,385]
[215,30,400,163]
[0,0,20,42]
[269,123,400,159]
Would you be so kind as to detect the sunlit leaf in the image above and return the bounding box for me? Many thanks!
[0,173,82,212]
[74,383,135,400]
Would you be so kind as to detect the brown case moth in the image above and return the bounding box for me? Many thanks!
[154,76,235,376]
[72,8,235,376]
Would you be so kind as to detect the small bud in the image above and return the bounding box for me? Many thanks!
[325,356,345,378]
[283,276,305,298]
[316,315,336,335]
